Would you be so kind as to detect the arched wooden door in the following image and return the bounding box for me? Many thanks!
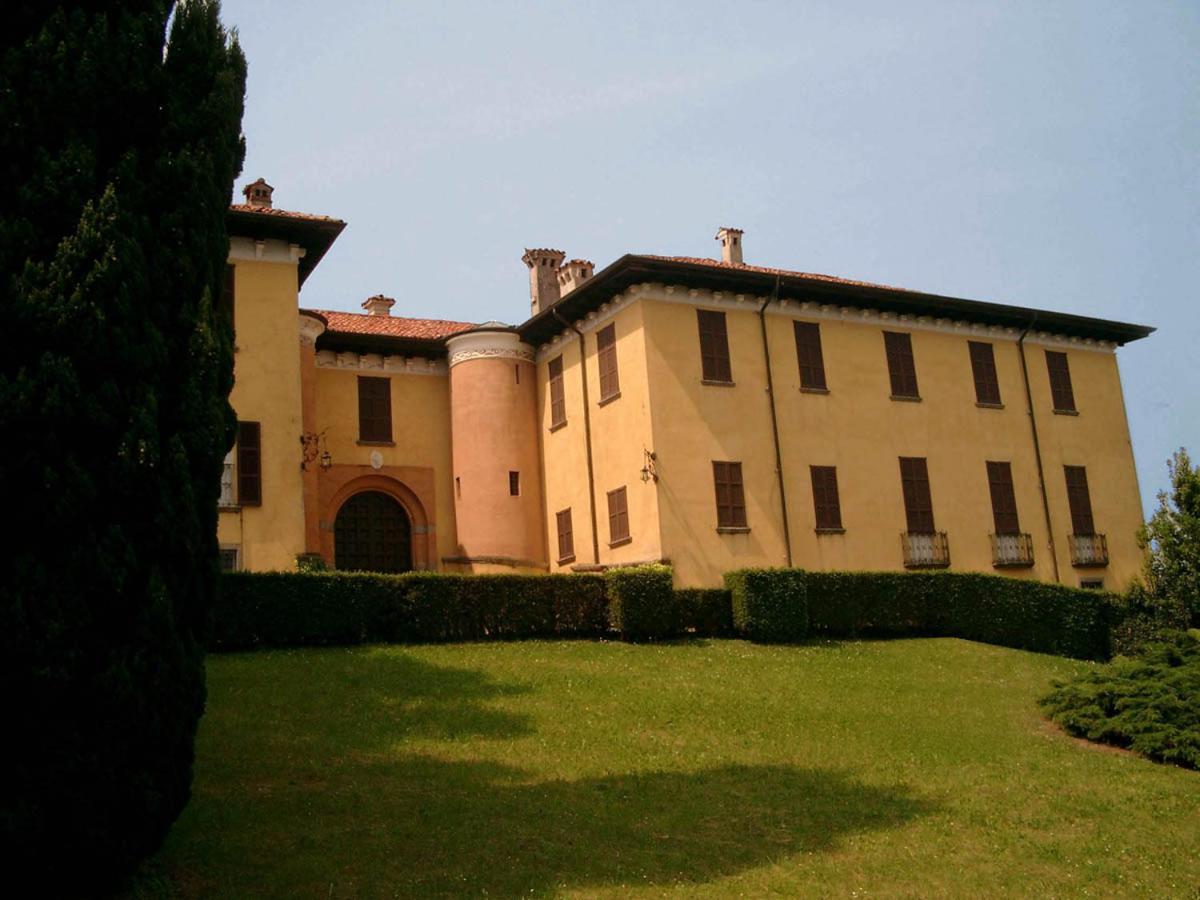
[333,491,412,573]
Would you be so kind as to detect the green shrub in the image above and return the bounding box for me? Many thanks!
[213,571,608,650]
[676,588,734,636]
[726,569,808,643]
[800,570,1114,660]
[605,566,679,641]
[1108,583,1191,658]
[1040,631,1200,768]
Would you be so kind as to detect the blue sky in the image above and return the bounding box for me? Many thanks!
[220,0,1198,512]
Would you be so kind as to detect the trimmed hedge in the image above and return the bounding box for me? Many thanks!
[212,571,607,650]
[606,565,679,641]
[677,588,734,636]
[726,569,809,643]
[802,570,1115,660]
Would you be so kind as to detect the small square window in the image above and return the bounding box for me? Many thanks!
[509,471,520,496]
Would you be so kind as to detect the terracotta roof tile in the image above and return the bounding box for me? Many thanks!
[308,309,477,341]
[228,204,345,225]
[645,255,922,295]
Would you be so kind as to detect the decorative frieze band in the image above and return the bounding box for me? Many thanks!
[534,281,1116,362]
[314,349,447,376]
[448,346,536,367]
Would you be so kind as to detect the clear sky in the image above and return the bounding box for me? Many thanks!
[220,0,1197,513]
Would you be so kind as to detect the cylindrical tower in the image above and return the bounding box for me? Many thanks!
[446,324,546,571]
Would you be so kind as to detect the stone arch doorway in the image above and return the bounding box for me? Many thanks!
[333,490,412,573]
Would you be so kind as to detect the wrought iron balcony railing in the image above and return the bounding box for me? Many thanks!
[990,533,1034,568]
[1069,533,1108,567]
[902,531,950,569]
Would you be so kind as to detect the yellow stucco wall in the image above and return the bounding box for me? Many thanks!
[216,253,307,571]
[311,364,457,565]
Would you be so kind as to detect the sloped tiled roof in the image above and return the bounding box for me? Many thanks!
[308,309,477,341]
[228,203,345,225]
[644,255,922,295]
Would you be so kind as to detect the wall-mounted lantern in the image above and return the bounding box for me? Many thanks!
[640,448,658,484]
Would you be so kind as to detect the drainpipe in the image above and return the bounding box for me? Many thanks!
[759,276,794,568]
[1017,313,1060,583]
[552,309,601,565]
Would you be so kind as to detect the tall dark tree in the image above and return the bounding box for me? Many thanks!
[0,1,244,888]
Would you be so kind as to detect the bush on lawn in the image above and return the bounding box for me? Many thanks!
[1040,630,1200,769]
[1108,582,1191,658]
[605,565,679,641]
[213,571,607,650]
[676,588,734,636]
[726,569,808,643]
[806,571,1116,660]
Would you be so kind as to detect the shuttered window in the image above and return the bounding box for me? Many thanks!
[236,421,262,507]
[555,508,575,563]
[1046,351,1076,412]
[697,309,733,383]
[794,321,827,390]
[810,466,843,531]
[968,341,1001,405]
[548,355,566,428]
[883,331,920,399]
[899,457,935,533]
[1064,465,1095,535]
[509,471,520,496]
[597,324,620,402]
[607,486,630,544]
[986,461,1021,535]
[357,376,392,442]
[712,461,748,529]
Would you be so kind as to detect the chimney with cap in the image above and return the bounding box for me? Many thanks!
[361,294,395,317]
[715,226,744,265]
[522,248,566,317]
[557,259,594,296]
[242,177,274,209]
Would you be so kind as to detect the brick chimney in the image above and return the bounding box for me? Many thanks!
[557,259,594,295]
[361,294,395,317]
[242,178,274,209]
[715,226,744,265]
[522,248,566,316]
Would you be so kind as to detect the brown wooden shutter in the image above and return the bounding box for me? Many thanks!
[794,321,827,390]
[607,487,630,543]
[236,421,261,506]
[986,461,1021,535]
[556,508,575,562]
[712,461,747,528]
[899,457,935,533]
[548,355,566,427]
[1046,351,1076,412]
[883,331,920,398]
[810,466,843,530]
[357,376,392,442]
[697,309,733,383]
[968,341,1001,405]
[597,324,620,401]
[1064,465,1095,535]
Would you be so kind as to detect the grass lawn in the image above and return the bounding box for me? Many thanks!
[134,639,1200,898]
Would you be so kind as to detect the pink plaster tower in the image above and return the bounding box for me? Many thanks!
[446,321,546,570]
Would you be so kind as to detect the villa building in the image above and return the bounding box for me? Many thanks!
[218,180,1152,588]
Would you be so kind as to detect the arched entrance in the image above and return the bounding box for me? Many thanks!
[333,490,412,573]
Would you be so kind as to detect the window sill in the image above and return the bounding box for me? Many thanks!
[597,391,622,408]
[357,440,395,447]
[800,386,830,395]
[608,536,633,548]
[815,527,846,535]
[556,555,576,566]
[701,379,736,387]
[549,420,568,433]
[218,504,241,513]
[716,526,751,534]
[975,402,1005,410]
[1053,408,1079,416]
[992,560,1035,569]
[890,394,922,403]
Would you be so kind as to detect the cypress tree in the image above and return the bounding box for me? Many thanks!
[0,1,244,888]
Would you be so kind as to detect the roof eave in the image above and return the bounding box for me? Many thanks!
[226,208,346,286]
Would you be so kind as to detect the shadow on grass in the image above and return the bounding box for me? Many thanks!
[144,648,937,897]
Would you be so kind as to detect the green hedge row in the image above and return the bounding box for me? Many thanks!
[212,571,608,650]
[606,566,678,640]
[726,569,808,642]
